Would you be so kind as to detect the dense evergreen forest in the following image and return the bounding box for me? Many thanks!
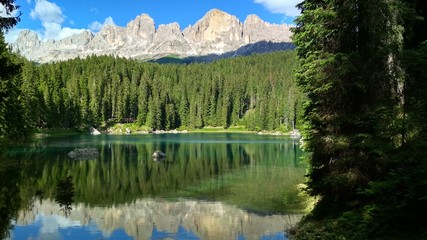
[19,51,301,132]
[292,0,427,239]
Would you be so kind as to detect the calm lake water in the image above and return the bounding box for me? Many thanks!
[1,133,306,240]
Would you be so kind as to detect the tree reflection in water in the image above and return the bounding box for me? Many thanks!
[55,175,74,217]
[2,133,306,239]
[0,158,21,239]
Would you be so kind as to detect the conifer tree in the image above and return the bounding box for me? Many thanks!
[0,0,29,145]
[0,0,20,32]
[293,0,402,209]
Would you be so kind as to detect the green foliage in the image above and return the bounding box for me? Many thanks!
[19,51,303,132]
[356,2,427,237]
[292,212,369,240]
[292,0,427,239]
[0,33,31,147]
[294,0,402,207]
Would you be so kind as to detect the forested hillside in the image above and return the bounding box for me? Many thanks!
[20,51,302,131]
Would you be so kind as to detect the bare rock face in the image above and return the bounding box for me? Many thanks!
[13,30,41,50]
[127,13,156,42]
[183,9,243,55]
[89,24,126,49]
[155,22,184,43]
[12,30,41,60]
[12,30,94,62]
[10,9,293,63]
[243,14,292,44]
[152,22,191,56]
[60,31,94,47]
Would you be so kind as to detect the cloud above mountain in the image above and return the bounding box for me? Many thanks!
[29,0,86,40]
[253,0,301,17]
[30,0,64,24]
[88,16,115,32]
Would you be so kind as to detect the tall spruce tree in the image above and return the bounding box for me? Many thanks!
[293,0,402,212]
[1,0,29,146]
[360,0,427,237]
[293,0,427,238]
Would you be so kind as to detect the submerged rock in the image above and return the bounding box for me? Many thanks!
[152,150,166,160]
[68,148,99,160]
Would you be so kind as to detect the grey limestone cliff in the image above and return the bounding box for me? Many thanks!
[11,9,293,63]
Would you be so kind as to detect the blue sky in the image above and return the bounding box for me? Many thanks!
[3,0,301,43]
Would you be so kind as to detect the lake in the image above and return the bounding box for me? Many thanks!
[0,133,306,240]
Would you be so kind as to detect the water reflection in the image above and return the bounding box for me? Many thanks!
[0,159,22,240]
[2,133,306,239]
[55,175,74,217]
[13,199,303,240]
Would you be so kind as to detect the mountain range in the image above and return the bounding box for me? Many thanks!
[11,9,293,63]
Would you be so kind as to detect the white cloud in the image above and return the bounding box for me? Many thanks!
[58,27,88,39]
[88,16,115,32]
[28,0,87,41]
[254,0,301,17]
[30,0,64,24]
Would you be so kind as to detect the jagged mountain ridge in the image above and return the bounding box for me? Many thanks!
[11,9,293,63]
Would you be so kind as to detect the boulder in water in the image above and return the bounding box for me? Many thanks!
[152,150,166,160]
[68,148,99,160]
[89,126,101,135]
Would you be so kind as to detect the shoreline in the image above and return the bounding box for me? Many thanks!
[33,126,298,137]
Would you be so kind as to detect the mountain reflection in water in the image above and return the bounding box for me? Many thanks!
[12,199,302,240]
[2,133,306,239]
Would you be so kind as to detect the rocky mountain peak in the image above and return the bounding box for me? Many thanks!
[243,14,291,44]
[10,9,293,63]
[244,14,263,25]
[182,8,242,54]
[17,30,39,41]
[204,8,234,19]
[12,30,41,56]
[60,31,93,46]
[127,13,156,39]
[156,22,182,40]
